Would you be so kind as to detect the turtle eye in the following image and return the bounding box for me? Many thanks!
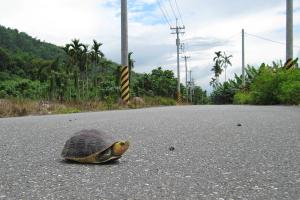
[120,141,125,146]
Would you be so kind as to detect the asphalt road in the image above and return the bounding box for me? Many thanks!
[0,106,299,200]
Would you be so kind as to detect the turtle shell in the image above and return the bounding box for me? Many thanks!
[61,129,116,159]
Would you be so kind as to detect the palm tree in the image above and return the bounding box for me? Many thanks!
[79,44,89,99]
[62,44,75,100]
[90,40,104,88]
[70,39,84,63]
[220,52,233,82]
[211,51,223,86]
[62,44,72,73]
[90,40,104,68]
[209,77,218,88]
[91,40,104,59]
[66,39,87,99]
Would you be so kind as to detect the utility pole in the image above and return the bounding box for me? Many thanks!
[189,70,192,102]
[182,55,190,103]
[121,0,128,67]
[286,0,293,61]
[242,29,245,87]
[171,19,185,103]
[120,0,130,103]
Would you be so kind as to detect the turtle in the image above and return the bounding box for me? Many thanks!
[61,129,129,164]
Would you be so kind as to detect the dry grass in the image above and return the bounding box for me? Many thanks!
[0,99,121,118]
[0,99,36,117]
[0,97,176,118]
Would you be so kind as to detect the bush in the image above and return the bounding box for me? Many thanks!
[158,97,176,105]
[212,60,300,105]
[278,80,300,105]
[233,92,253,104]
[0,78,47,99]
[0,90,8,98]
[250,67,300,105]
[211,82,237,104]
[143,96,176,106]
[249,67,279,104]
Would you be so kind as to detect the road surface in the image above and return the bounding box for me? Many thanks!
[0,106,299,199]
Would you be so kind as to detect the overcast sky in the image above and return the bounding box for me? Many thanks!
[0,0,299,91]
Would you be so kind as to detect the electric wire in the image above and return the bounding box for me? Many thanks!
[157,0,172,26]
[174,0,184,26]
[168,0,178,21]
[245,32,300,49]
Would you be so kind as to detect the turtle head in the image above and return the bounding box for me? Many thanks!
[112,141,130,156]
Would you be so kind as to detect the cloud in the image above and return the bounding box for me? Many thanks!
[185,36,232,51]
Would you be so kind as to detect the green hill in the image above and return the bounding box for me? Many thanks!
[0,25,64,60]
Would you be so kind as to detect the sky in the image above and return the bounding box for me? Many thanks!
[0,0,299,92]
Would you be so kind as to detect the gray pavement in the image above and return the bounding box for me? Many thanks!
[0,105,299,200]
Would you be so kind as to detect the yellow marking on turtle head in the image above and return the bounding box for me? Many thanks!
[113,141,130,156]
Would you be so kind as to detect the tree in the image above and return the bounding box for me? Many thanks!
[80,44,89,99]
[211,51,223,87]
[132,67,177,98]
[192,86,208,105]
[0,48,11,71]
[210,51,233,87]
[220,52,232,82]
[65,39,88,99]
[90,40,104,73]
[91,40,104,59]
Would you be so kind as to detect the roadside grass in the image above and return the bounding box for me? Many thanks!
[143,96,176,106]
[0,96,177,118]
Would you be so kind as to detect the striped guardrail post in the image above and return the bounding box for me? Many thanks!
[177,92,182,104]
[284,58,294,70]
[120,66,130,103]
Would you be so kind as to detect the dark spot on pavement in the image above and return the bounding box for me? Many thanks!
[169,146,175,151]
[237,123,242,126]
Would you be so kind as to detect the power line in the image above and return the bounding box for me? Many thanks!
[245,32,300,49]
[157,0,171,26]
[162,1,173,25]
[168,0,178,21]
[174,0,184,26]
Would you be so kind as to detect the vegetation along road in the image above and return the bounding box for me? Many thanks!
[0,105,299,199]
